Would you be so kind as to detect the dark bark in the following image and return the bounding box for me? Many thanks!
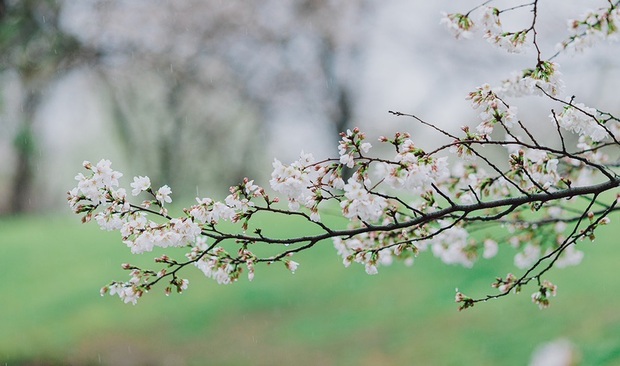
[1,0,98,214]
[0,0,6,20]
[10,90,39,213]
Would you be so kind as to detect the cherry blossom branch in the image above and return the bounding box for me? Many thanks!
[69,1,620,309]
[458,198,615,310]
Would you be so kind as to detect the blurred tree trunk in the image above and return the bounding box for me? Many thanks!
[10,88,38,213]
[0,0,96,214]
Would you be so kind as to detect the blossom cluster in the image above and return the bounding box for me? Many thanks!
[69,159,275,303]
[379,138,450,195]
[531,280,558,309]
[500,61,564,97]
[441,4,568,99]
[441,6,529,53]
[466,83,517,136]
[551,102,607,142]
[270,151,321,212]
[439,12,475,39]
[504,146,561,192]
[559,5,620,52]
[68,1,620,309]
[69,88,614,309]
[334,233,398,275]
[480,7,528,53]
[340,178,387,222]
[70,120,614,308]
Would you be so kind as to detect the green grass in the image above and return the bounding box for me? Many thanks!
[1,213,619,365]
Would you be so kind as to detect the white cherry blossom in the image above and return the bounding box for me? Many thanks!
[130,176,151,196]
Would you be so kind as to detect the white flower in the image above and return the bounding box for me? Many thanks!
[480,7,501,34]
[121,286,141,305]
[502,62,564,97]
[156,185,173,204]
[210,201,236,223]
[243,180,260,196]
[552,102,606,141]
[92,159,123,188]
[178,279,189,291]
[111,187,127,202]
[525,156,561,191]
[309,211,321,222]
[529,339,578,366]
[360,142,372,153]
[106,283,142,305]
[194,255,237,285]
[75,173,101,203]
[170,217,202,246]
[225,194,253,212]
[440,12,475,39]
[483,239,498,259]
[130,176,151,196]
[383,154,449,194]
[504,106,518,127]
[365,264,378,275]
[480,7,529,53]
[95,212,124,231]
[340,179,387,222]
[559,6,620,52]
[339,153,355,168]
[130,231,156,254]
[514,243,541,269]
[554,245,584,268]
[429,224,474,267]
[285,260,299,273]
[270,152,318,211]
[332,177,345,190]
[546,159,559,173]
[554,222,567,234]
[120,213,148,237]
[67,187,81,211]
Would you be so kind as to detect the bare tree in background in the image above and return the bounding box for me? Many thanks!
[60,0,369,195]
[0,0,97,214]
[0,0,371,212]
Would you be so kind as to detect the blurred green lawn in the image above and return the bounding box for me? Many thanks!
[1,212,619,365]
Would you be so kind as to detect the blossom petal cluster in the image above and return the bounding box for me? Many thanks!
[442,6,529,53]
[68,161,274,304]
[467,83,518,136]
[270,151,320,211]
[551,102,607,142]
[501,61,564,97]
[71,159,123,207]
[67,2,620,311]
[380,139,450,194]
[559,6,620,52]
[440,12,475,39]
[480,7,528,53]
[340,178,387,222]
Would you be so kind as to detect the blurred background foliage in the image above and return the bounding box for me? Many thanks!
[1,0,619,364]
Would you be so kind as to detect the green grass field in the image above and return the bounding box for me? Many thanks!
[1,212,619,365]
